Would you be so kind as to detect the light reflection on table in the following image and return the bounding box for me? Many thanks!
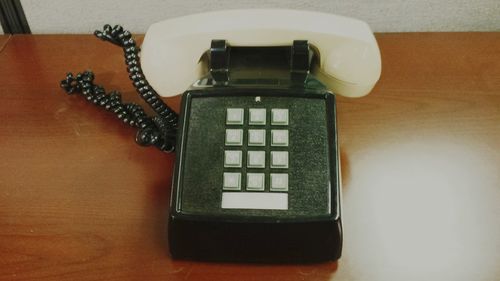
[341,137,499,280]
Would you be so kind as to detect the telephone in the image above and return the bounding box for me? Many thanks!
[60,9,381,263]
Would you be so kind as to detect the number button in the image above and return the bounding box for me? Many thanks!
[223,172,241,190]
[271,109,288,125]
[225,129,243,146]
[247,151,265,168]
[226,108,244,125]
[248,129,266,146]
[270,173,288,191]
[271,130,288,146]
[249,108,266,125]
[224,150,243,168]
[247,173,265,191]
[270,151,288,168]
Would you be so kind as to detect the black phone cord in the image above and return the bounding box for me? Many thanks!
[94,24,177,126]
[60,24,178,153]
[60,70,176,152]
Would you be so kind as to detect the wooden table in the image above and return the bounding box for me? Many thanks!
[0,35,11,52]
[0,33,499,281]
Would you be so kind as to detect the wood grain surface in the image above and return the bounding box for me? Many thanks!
[0,35,11,53]
[0,33,499,281]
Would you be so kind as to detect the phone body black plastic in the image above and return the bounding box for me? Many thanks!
[169,85,342,263]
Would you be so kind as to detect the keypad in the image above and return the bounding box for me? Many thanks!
[223,108,289,198]
[176,93,337,217]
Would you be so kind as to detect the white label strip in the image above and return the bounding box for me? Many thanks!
[221,192,288,210]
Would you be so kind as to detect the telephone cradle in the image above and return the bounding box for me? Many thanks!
[60,10,381,263]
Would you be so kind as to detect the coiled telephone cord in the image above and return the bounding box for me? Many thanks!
[60,25,178,152]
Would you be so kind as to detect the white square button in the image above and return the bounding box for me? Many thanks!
[223,172,241,190]
[249,108,266,125]
[271,130,288,146]
[247,173,265,191]
[271,109,289,125]
[226,108,244,125]
[270,173,288,191]
[224,150,242,168]
[247,151,265,168]
[271,151,288,168]
[248,129,266,146]
[225,129,243,146]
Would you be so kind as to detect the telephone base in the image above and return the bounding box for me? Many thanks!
[169,217,342,263]
[169,86,342,263]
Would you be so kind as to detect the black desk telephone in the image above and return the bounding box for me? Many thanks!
[60,10,381,262]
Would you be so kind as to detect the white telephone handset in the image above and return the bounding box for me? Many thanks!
[141,9,381,98]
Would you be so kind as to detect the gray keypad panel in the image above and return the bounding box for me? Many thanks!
[223,108,289,206]
[177,93,336,218]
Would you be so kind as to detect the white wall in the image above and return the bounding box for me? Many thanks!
[0,24,3,34]
[21,0,500,33]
